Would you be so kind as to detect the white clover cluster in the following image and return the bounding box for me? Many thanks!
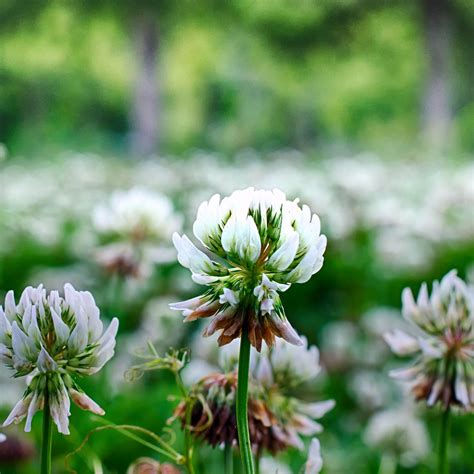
[252,343,335,451]
[0,284,118,434]
[1,153,473,276]
[268,336,321,386]
[170,187,327,350]
[385,270,474,410]
[364,406,430,466]
[93,187,181,244]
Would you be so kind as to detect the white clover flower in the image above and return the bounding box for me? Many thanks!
[305,438,323,474]
[93,188,181,244]
[364,406,430,466]
[92,188,182,278]
[0,433,5,443]
[252,339,335,452]
[170,188,327,350]
[259,457,291,474]
[0,284,118,434]
[384,270,474,410]
[266,336,321,387]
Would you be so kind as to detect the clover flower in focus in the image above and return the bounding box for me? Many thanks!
[93,188,182,277]
[384,270,474,410]
[170,188,327,350]
[0,284,118,434]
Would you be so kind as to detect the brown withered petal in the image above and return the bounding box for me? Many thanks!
[175,372,305,455]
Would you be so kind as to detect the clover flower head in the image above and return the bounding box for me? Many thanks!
[384,270,474,410]
[177,337,334,455]
[267,336,321,387]
[364,406,430,466]
[93,188,181,244]
[93,188,182,278]
[0,284,119,434]
[170,188,327,350]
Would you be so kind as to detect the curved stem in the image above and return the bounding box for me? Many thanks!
[437,405,451,474]
[41,388,53,474]
[236,324,255,474]
[225,443,234,474]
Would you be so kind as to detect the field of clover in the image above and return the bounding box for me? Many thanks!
[0,151,473,474]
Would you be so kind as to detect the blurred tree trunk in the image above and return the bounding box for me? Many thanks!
[421,0,452,149]
[130,14,159,156]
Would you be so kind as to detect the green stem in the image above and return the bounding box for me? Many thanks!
[255,453,261,474]
[378,453,397,474]
[225,443,234,474]
[41,388,53,474]
[437,405,451,474]
[236,324,255,474]
[175,372,195,474]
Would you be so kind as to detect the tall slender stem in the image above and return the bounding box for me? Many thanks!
[41,388,53,474]
[175,372,195,474]
[255,453,261,474]
[236,324,255,474]
[437,405,451,474]
[225,443,233,474]
[378,453,396,474]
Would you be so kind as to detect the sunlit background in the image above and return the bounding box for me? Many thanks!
[0,0,473,473]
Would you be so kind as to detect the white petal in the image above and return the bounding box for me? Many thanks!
[68,308,89,356]
[173,233,220,276]
[388,366,419,380]
[219,288,240,307]
[455,371,470,406]
[11,321,36,364]
[299,400,336,419]
[0,306,12,344]
[417,338,443,359]
[4,290,17,319]
[80,290,103,342]
[49,379,71,435]
[383,330,420,356]
[268,231,300,271]
[24,391,42,433]
[305,438,323,474]
[286,240,325,284]
[169,296,203,312]
[401,287,417,321]
[37,346,58,373]
[51,308,70,346]
[69,388,105,415]
[427,379,443,406]
[3,394,32,427]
